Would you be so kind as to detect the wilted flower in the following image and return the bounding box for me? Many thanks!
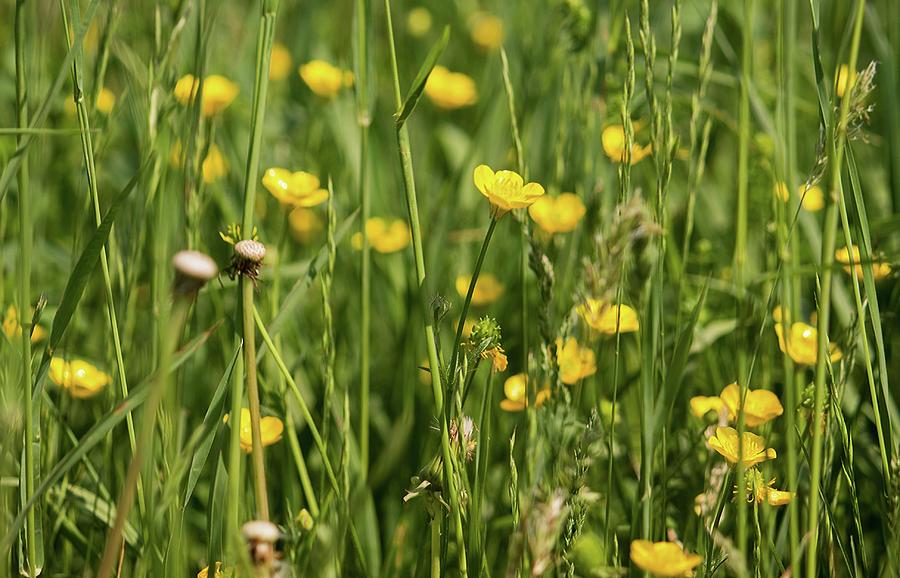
[774,319,842,366]
[602,124,651,164]
[835,245,891,281]
[527,193,586,234]
[299,60,353,98]
[469,12,504,51]
[708,426,777,468]
[174,74,239,117]
[500,373,550,412]
[577,299,639,335]
[269,42,293,81]
[424,65,478,110]
[629,540,702,577]
[3,305,47,343]
[225,408,284,453]
[262,167,329,208]
[718,383,784,428]
[473,164,545,218]
[351,217,411,254]
[456,273,504,306]
[49,357,111,399]
[556,336,596,385]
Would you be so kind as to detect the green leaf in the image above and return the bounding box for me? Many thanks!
[395,26,450,127]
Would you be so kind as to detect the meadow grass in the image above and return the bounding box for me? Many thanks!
[2,0,900,576]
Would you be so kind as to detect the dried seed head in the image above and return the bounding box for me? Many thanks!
[234,239,267,263]
[242,520,280,543]
[172,250,218,295]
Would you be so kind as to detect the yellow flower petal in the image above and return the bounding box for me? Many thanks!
[424,65,477,110]
[719,383,783,428]
[708,426,777,468]
[555,336,596,385]
[577,299,640,335]
[630,540,702,577]
[690,395,724,419]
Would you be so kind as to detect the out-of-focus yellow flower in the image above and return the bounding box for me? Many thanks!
[456,273,504,306]
[3,306,47,343]
[225,408,284,453]
[556,337,596,385]
[288,208,324,243]
[174,74,239,117]
[690,395,725,419]
[484,346,508,372]
[835,245,891,281]
[299,60,353,98]
[774,321,842,366]
[602,124,651,164]
[49,358,111,399]
[407,6,433,37]
[169,141,228,184]
[197,562,222,578]
[351,218,411,254]
[708,426,777,468]
[64,87,116,116]
[473,164,545,218]
[527,193,586,234]
[774,181,824,212]
[629,540,702,577]
[577,299,639,335]
[469,12,504,51]
[836,64,856,99]
[500,373,550,412]
[269,43,293,81]
[262,167,329,208]
[719,383,783,428]
[424,65,477,110]
[765,488,793,506]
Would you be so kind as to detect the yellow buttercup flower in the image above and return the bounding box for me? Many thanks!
[690,395,725,419]
[407,7,433,38]
[708,426,777,468]
[473,164,546,218]
[765,488,793,506]
[577,299,639,335]
[500,373,550,412]
[174,74,239,117]
[774,181,824,212]
[718,383,783,428]
[262,167,329,208]
[96,87,116,114]
[351,218,411,254]
[836,64,856,99]
[299,60,353,98]
[288,208,324,243]
[424,65,478,110]
[49,357,111,399]
[169,141,228,184]
[225,408,284,453]
[269,43,293,81]
[556,337,596,385]
[746,470,793,507]
[456,273,504,306]
[3,305,47,343]
[469,12,504,51]
[774,321,842,366]
[601,124,651,164]
[629,540,702,577]
[527,193,586,234]
[835,245,891,281]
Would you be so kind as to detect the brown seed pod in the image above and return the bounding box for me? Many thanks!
[228,239,267,284]
[172,250,218,295]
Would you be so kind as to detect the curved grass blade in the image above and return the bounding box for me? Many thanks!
[395,26,450,127]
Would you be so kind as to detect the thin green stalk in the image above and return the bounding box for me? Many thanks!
[60,0,141,512]
[430,516,441,578]
[237,0,279,523]
[15,1,37,575]
[384,1,467,574]
[96,295,192,578]
[356,0,371,479]
[807,2,867,576]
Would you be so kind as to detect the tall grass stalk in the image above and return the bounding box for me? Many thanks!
[14,1,37,575]
[383,2,467,574]
[236,0,280,523]
[807,2,867,576]
[356,0,372,479]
